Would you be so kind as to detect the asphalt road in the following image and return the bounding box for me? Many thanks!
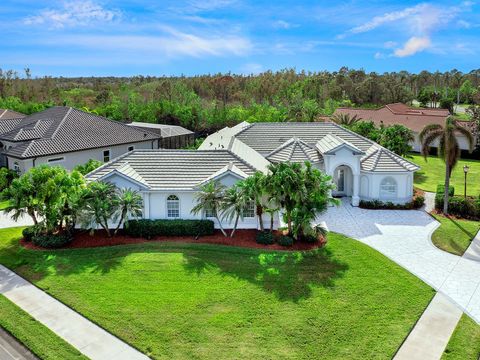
[0,327,37,360]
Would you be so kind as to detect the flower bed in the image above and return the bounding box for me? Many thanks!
[21,229,323,251]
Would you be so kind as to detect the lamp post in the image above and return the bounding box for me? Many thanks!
[463,164,470,199]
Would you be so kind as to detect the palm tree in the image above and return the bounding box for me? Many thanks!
[239,172,267,232]
[264,205,279,233]
[419,116,474,214]
[330,113,362,127]
[220,185,249,238]
[191,181,227,237]
[114,188,144,236]
[1,175,39,225]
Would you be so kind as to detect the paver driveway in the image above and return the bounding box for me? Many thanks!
[318,199,480,324]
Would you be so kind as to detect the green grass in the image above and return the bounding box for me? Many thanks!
[442,314,480,359]
[0,200,10,210]
[0,227,434,359]
[410,154,480,196]
[0,295,87,360]
[431,214,480,256]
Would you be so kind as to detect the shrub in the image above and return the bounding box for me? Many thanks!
[32,233,72,248]
[359,197,424,210]
[436,184,455,196]
[22,225,42,242]
[124,219,215,239]
[278,235,294,247]
[435,195,480,220]
[412,195,425,209]
[256,231,275,245]
[302,234,319,243]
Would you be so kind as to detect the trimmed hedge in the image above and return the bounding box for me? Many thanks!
[435,194,480,220]
[255,231,275,245]
[32,233,72,248]
[359,196,424,210]
[277,235,294,247]
[22,226,41,242]
[124,219,215,239]
[436,184,455,196]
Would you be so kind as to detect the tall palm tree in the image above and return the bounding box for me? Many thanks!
[239,172,267,232]
[191,181,227,237]
[114,188,144,235]
[1,175,39,225]
[419,116,474,214]
[330,113,362,127]
[220,185,249,238]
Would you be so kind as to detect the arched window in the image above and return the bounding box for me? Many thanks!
[380,177,397,197]
[166,195,180,218]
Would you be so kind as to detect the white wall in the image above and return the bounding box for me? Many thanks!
[359,171,413,204]
[6,139,157,174]
[411,132,471,152]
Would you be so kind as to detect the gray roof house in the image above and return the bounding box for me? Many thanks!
[85,121,419,230]
[0,109,26,120]
[0,107,160,173]
[127,122,195,149]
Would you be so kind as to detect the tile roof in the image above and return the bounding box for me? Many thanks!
[266,137,323,164]
[1,107,160,159]
[85,149,258,190]
[128,122,193,137]
[361,146,419,172]
[315,134,364,155]
[334,103,452,133]
[0,109,26,120]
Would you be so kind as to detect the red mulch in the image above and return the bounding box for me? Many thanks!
[21,229,324,251]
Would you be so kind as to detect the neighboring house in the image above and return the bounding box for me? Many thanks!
[0,109,26,120]
[85,121,419,231]
[127,122,195,149]
[333,103,473,152]
[0,107,160,173]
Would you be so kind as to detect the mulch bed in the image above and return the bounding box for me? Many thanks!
[21,229,324,251]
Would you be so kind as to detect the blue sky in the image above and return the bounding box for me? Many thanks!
[1,0,479,77]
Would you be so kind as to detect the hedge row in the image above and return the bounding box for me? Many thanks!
[359,196,425,210]
[435,195,480,220]
[124,219,215,239]
[22,226,73,248]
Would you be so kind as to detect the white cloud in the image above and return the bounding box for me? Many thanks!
[185,0,237,12]
[383,41,397,49]
[24,1,120,29]
[394,36,431,57]
[42,27,252,58]
[273,20,298,29]
[241,63,263,74]
[374,52,386,59]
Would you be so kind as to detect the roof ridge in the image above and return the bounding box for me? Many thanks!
[371,148,382,170]
[49,107,73,139]
[0,109,6,118]
[226,149,262,173]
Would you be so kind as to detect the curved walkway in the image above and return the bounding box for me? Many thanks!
[318,199,480,324]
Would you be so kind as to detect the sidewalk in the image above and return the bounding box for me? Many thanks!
[0,265,149,360]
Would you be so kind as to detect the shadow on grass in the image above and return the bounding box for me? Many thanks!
[414,171,428,185]
[447,216,477,239]
[182,246,348,302]
[0,229,348,303]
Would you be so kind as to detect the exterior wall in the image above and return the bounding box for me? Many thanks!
[411,132,471,152]
[358,171,414,204]
[5,140,157,174]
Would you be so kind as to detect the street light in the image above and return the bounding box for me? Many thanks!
[463,164,470,198]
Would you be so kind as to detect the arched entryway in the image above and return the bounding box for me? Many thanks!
[332,165,353,197]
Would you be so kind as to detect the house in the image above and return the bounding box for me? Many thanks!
[0,107,160,173]
[333,103,473,152]
[127,122,195,149]
[0,109,26,120]
[85,121,419,230]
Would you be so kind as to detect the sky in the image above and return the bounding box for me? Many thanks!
[1,0,479,77]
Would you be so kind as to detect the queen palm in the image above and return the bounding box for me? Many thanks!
[419,116,474,214]
[239,172,267,232]
[220,185,249,238]
[191,181,227,237]
[114,188,144,236]
[330,113,362,127]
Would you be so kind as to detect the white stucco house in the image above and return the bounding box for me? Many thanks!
[0,107,161,173]
[85,121,419,230]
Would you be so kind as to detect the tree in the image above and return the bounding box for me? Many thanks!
[191,181,228,237]
[0,168,18,191]
[239,172,267,232]
[1,175,39,225]
[114,188,143,235]
[73,159,103,175]
[80,182,119,237]
[330,113,362,127]
[419,116,475,214]
[220,185,249,237]
[377,124,414,156]
[350,121,379,141]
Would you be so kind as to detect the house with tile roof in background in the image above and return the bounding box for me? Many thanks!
[333,103,474,152]
[85,121,419,230]
[0,107,161,173]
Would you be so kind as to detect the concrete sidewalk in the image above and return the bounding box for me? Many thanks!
[0,265,149,360]
[394,293,463,360]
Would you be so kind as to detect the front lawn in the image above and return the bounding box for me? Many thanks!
[410,154,480,196]
[442,314,480,359]
[431,214,480,256]
[0,295,87,360]
[0,227,434,359]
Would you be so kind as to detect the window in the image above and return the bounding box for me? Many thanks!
[205,205,215,218]
[12,162,20,174]
[47,157,65,163]
[166,195,180,218]
[243,201,255,218]
[380,177,397,197]
[336,168,345,192]
[128,146,134,152]
[103,150,110,162]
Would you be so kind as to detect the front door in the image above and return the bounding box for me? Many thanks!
[336,168,345,194]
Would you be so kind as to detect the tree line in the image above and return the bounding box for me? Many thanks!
[0,67,479,134]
